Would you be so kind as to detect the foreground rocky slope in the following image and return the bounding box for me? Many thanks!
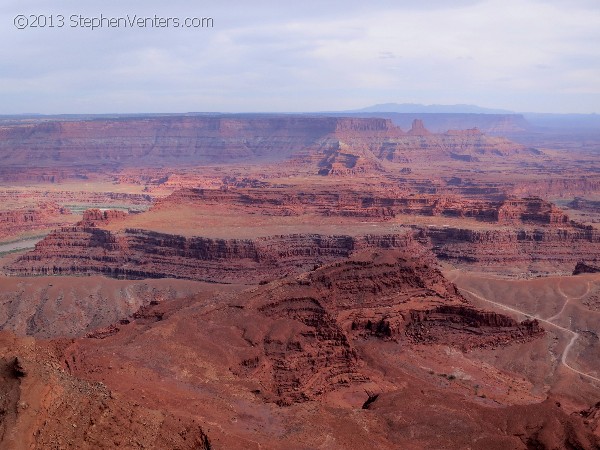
[3,249,598,449]
[0,333,211,450]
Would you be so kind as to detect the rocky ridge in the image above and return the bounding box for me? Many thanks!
[0,202,72,239]
[423,225,600,272]
[5,221,418,282]
[0,116,537,173]
[220,250,545,405]
[157,188,568,224]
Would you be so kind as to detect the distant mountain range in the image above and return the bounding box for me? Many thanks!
[341,103,600,131]
[3,104,598,133]
[348,103,515,114]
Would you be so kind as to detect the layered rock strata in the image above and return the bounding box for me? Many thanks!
[5,226,417,283]
[227,250,544,405]
[0,115,535,171]
[0,202,72,239]
[423,226,600,271]
[159,188,568,225]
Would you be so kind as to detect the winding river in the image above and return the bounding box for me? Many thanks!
[0,236,45,254]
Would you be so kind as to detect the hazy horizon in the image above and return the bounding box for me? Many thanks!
[2,0,599,115]
[3,103,599,117]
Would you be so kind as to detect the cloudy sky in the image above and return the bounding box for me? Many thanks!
[2,0,599,114]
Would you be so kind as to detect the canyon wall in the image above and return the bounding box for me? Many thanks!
[423,225,600,272]
[326,112,531,134]
[0,202,72,239]
[160,188,570,225]
[5,225,418,283]
[0,116,401,168]
[0,115,535,172]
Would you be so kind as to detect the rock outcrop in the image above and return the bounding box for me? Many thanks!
[5,224,418,283]
[0,332,211,450]
[0,202,72,239]
[228,249,544,405]
[407,119,431,136]
[422,225,600,273]
[0,115,538,175]
[405,305,542,350]
[573,261,600,275]
[80,209,128,226]
[496,198,569,225]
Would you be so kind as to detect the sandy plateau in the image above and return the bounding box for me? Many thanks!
[1,114,600,449]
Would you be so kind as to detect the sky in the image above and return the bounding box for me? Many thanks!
[1,0,599,114]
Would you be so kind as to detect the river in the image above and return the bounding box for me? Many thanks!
[0,237,45,253]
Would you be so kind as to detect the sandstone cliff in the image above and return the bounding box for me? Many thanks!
[0,116,401,168]
[423,225,600,272]
[0,115,537,174]
[156,188,568,225]
[0,202,72,239]
[5,224,418,283]
[227,249,544,405]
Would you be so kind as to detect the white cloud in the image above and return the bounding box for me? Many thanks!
[0,0,598,113]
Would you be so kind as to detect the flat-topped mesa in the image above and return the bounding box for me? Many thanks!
[0,202,72,239]
[496,197,570,226]
[0,115,541,177]
[5,225,419,282]
[0,202,69,225]
[154,188,573,226]
[0,116,407,168]
[80,208,128,226]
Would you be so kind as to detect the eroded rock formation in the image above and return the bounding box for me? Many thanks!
[0,332,211,450]
[405,305,542,350]
[423,225,600,272]
[0,116,538,177]
[573,262,600,275]
[5,223,418,282]
[0,202,72,239]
